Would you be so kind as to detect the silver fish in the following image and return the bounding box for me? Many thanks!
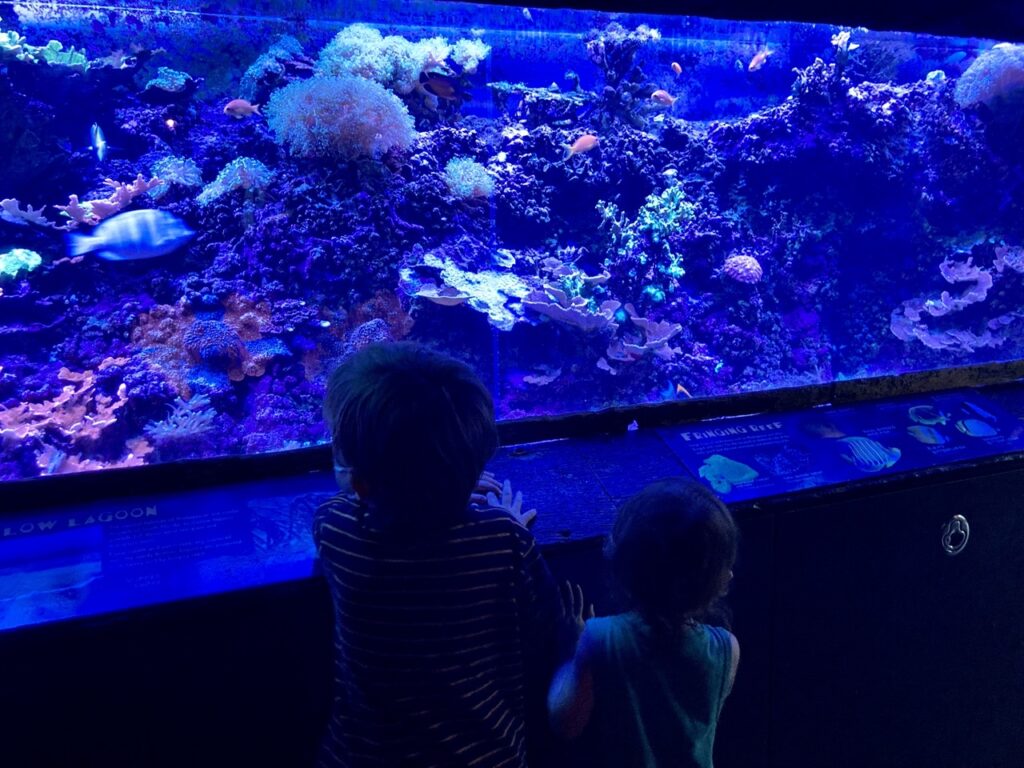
[68,209,194,261]
[837,436,901,473]
[90,123,108,162]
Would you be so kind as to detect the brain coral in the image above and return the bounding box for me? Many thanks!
[265,75,417,159]
[723,254,763,284]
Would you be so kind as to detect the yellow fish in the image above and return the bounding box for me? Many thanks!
[564,134,599,160]
[748,47,773,72]
[671,61,682,76]
[650,89,677,106]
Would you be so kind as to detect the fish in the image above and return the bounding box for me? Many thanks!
[90,123,108,161]
[956,419,997,438]
[67,209,194,261]
[837,436,901,473]
[676,383,692,398]
[650,89,677,106]
[564,133,599,160]
[748,47,773,72]
[908,405,949,425]
[907,425,948,445]
[165,118,177,132]
[671,61,682,76]
[522,7,533,23]
[419,71,464,102]
[223,99,260,119]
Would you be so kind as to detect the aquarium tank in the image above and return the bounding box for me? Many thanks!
[0,0,1022,482]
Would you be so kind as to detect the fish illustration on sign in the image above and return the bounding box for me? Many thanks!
[956,419,997,437]
[908,405,949,425]
[837,436,901,473]
[699,454,758,493]
[907,425,948,445]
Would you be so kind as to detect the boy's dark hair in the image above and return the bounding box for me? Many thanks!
[606,477,738,631]
[323,342,499,520]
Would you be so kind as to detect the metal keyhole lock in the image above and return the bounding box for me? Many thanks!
[941,514,970,556]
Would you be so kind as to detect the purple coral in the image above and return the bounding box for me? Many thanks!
[183,319,244,366]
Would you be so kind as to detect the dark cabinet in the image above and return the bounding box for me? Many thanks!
[769,470,1024,767]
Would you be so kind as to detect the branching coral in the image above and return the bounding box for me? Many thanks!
[0,26,90,71]
[0,357,129,443]
[265,75,416,159]
[55,175,164,229]
[144,394,216,444]
[584,23,661,128]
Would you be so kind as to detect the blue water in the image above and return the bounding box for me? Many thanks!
[0,0,1020,481]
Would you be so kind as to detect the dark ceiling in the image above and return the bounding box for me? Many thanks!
[470,0,1023,42]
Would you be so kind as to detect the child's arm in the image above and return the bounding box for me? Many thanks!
[547,631,595,740]
[724,630,740,699]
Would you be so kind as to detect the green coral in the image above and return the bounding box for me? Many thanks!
[444,157,494,198]
[197,157,273,206]
[145,67,194,93]
[0,248,42,279]
[0,27,89,71]
[598,182,694,281]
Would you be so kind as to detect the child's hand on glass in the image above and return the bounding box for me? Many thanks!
[561,581,595,639]
[471,471,503,506]
[484,478,538,528]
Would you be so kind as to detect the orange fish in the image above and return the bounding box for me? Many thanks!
[224,99,260,118]
[671,61,682,76]
[748,47,773,72]
[650,89,677,106]
[419,71,462,101]
[564,134,599,160]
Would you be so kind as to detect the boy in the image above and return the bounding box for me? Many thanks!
[315,343,571,767]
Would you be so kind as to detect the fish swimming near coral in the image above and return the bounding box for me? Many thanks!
[223,98,260,118]
[671,61,682,76]
[564,133,599,160]
[699,454,758,494]
[67,209,194,261]
[956,419,998,437]
[419,71,465,101]
[837,436,901,472]
[650,89,677,106]
[907,425,948,445]
[908,405,949,425]
[748,47,773,72]
[90,123,108,161]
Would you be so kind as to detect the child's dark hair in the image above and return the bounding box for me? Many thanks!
[606,477,738,632]
[323,342,499,521]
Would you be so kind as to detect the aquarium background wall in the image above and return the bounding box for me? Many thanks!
[1,0,1022,481]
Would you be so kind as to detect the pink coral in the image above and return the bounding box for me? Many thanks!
[55,175,164,228]
[0,357,129,443]
[722,254,763,284]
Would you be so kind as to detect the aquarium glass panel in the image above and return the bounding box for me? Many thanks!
[0,0,1021,480]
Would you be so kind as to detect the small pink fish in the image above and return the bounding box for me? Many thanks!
[564,134,599,160]
[671,61,682,76]
[748,47,773,72]
[650,89,677,106]
[223,99,261,119]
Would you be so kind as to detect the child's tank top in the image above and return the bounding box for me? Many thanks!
[578,612,734,768]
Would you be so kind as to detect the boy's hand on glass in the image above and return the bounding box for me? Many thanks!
[486,479,537,528]
[561,581,595,639]
[470,471,503,506]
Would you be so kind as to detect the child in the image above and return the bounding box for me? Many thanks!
[314,342,572,768]
[548,477,740,768]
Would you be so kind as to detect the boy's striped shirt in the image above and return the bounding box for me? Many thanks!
[314,493,564,768]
